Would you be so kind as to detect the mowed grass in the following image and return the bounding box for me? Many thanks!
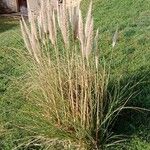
[0,0,150,149]
[0,18,22,99]
[91,0,150,74]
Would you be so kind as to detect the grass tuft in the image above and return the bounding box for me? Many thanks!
[15,0,140,149]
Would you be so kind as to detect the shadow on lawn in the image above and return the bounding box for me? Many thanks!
[111,66,150,142]
[0,17,19,34]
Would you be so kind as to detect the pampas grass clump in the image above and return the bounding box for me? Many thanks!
[19,0,129,149]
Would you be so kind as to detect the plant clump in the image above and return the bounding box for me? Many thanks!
[19,0,129,149]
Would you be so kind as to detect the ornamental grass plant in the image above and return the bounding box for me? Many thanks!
[17,0,136,149]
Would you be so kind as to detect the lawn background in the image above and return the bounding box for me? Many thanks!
[0,0,150,149]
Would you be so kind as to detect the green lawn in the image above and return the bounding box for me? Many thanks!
[0,0,150,149]
[0,18,22,98]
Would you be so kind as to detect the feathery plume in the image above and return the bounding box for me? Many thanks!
[85,18,94,58]
[41,0,48,33]
[85,1,92,39]
[78,10,84,56]
[30,12,38,40]
[94,29,99,69]
[47,1,56,45]
[37,10,43,39]
[52,9,57,45]
[20,20,32,55]
[69,5,79,39]
[59,1,69,47]
[112,27,118,48]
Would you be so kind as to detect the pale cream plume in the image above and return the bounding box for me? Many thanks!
[59,0,69,47]
[85,1,92,39]
[112,27,118,48]
[94,29,99,69]
[85,18,94,59]
[20,20,32,55]
[78,10,84,56]
[47,0,56,45]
